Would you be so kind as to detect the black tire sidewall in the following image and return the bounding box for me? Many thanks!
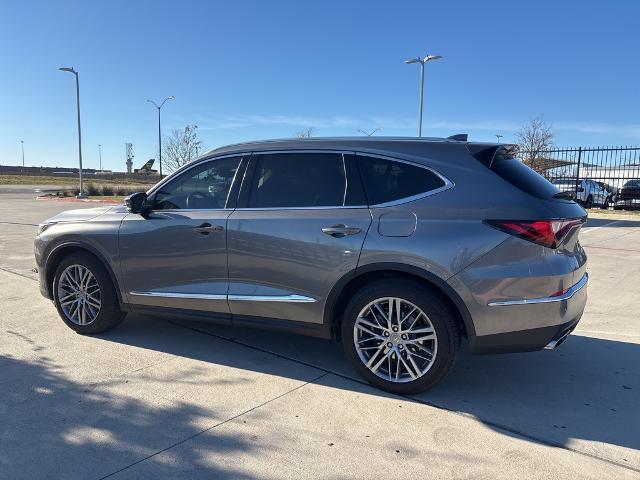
[52,252,124,334]
[341,279,459,395]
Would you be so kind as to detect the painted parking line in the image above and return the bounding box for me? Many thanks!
[581,219,624,234]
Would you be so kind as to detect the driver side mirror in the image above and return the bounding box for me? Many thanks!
[124,192,150,215]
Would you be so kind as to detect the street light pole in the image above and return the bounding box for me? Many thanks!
[58,67,85,198]
[405,54,442,137]
[147,96,174,178]
[98,144,102,170]
[20,140,25,173]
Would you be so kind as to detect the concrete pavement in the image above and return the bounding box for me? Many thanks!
[1,193,638,479]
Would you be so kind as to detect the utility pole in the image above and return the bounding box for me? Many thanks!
[495,134,503,143]
[20,140,25,173]
[98,144,102,170]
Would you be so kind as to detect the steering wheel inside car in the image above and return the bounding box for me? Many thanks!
[186,191,218,209]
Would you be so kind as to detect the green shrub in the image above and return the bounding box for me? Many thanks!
[101,185,114,196]
[86,183,100,196]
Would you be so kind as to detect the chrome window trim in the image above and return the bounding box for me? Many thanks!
[129,291,316,303]
[232,205,368,211]
[153,149,455,212]
[146,152,248,201]
[356,152,455,208]
[487,273,588,307]
[130,291,227,301]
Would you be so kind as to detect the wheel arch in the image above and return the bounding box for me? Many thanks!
[44,242,124,306]
[324,262,475,341]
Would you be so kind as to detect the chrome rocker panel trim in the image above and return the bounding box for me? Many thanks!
[129,291,316,303]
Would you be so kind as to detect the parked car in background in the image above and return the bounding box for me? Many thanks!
[614,179,640,210]
[552,178,609,208]
[595,181,616,209]
[34,137,589,394]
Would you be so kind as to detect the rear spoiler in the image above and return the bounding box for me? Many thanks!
[467,143,518,168]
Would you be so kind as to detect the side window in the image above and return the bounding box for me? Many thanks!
[153,156,241,210]
[357,155,446,206]
[247,153,364,208]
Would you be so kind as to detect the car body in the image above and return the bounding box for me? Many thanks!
[614,179,640,210]
[552,177,609,208]
[35,137,588,393]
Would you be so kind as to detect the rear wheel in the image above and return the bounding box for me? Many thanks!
[341,279,459,394]
[53,252,126,334]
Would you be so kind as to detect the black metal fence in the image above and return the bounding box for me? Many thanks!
[521,146,640,208]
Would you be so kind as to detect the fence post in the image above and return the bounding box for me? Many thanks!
[575,147,583,198]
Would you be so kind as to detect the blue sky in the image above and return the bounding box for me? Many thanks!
[1,0,638,171]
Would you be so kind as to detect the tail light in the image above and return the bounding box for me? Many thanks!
[485,218,585,249]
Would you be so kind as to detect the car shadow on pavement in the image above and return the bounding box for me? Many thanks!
[101,314,639,463]
[585,217,640,228]
[0,353,265,479]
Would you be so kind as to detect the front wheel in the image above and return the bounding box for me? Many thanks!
[584,195,593,209]
[53,252,126,334]
[341,279,460,394]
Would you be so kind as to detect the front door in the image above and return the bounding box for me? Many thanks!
[119,155,243,313]
[226,151,372,325]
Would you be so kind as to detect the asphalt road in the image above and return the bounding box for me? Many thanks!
[1,193,639,479]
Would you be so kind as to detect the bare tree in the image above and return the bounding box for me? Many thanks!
[294,127,316,138]
[515,115,554,172]
[163,125,203,173]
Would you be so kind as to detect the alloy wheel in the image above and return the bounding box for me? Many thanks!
[353,297,438,383]
[56,264,102,325]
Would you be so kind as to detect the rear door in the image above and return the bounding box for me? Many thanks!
[226,151,372,325]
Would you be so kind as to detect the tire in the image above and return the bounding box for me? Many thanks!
[341,279,460,394]
[584,195,593,209]
[52,252,126,334]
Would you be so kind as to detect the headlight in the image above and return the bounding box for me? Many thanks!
[36,223,56,236]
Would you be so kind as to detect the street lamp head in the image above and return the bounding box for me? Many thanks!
[424,55,443,62]
[58,67,76,74]
[404,57,421,64]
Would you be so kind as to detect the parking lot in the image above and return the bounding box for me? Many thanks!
[1,189,639,479]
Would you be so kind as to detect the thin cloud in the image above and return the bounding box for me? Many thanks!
[556,122,640,139]
[197,114,640,140]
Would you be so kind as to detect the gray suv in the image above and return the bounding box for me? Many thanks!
[34,137,588,393]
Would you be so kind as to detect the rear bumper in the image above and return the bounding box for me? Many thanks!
[467,273,588,354]
[469,315,581,354]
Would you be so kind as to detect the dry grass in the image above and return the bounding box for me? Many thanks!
[0,174,157,186]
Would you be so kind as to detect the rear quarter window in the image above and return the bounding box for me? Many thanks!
[490,158,561,199]
[356,155,446,206]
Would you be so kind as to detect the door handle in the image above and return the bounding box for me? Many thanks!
[193,223,224,235]
[321,224,361,238]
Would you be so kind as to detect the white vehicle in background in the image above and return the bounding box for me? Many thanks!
[552,178,609,208]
